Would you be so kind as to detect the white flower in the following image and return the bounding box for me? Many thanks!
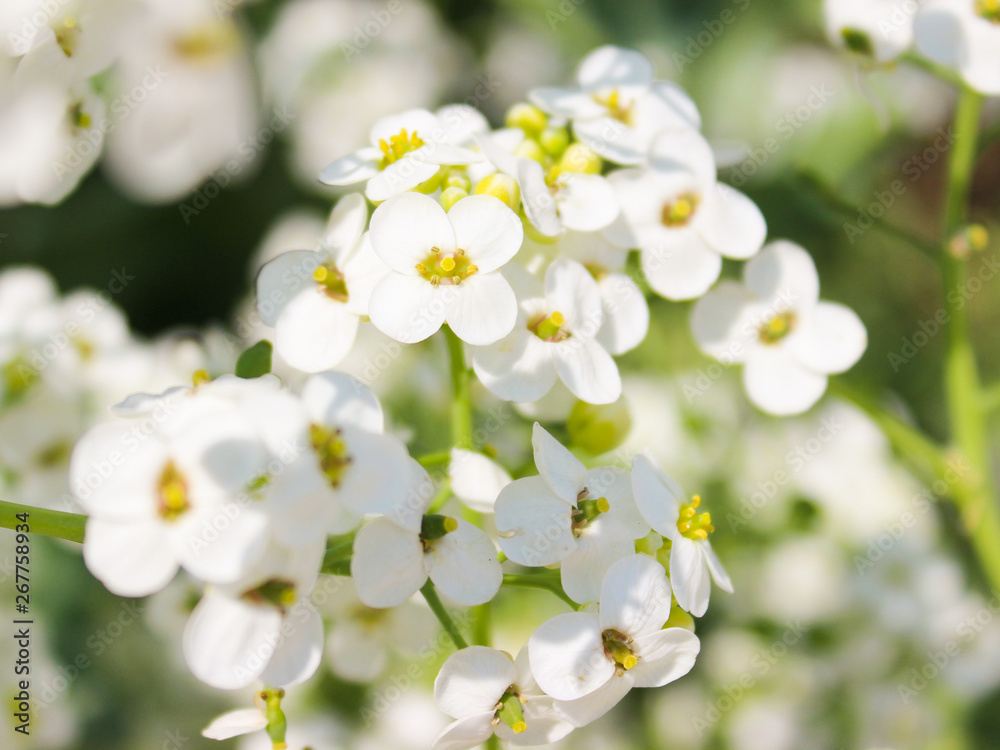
[529,45,701,165]
[915,0,1000,95]
[606,129,766,301]
[449,447,512,514]
[319,107,483,202]
[367,193,522,345]
[71,383,275,596]
[432,646,574,749]
[472,259,622,405]
[323,578,440,683]
[203,706,268,741]
[824,0,917,62]
[265,371,413,544]
[475,135,619,238]
[350,458,502,608]
[690,240,867,416]
[528,554,700,725]
[494,424,647,603]
[183,537,326,690]
[631,453,733,618]
[255,194,389,372]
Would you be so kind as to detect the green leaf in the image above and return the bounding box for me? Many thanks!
[235,340,273,379]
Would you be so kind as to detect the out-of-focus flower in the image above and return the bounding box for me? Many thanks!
[824,0,917,62]
[915,0,1000,95]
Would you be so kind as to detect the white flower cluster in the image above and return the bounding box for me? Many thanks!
[260,44,866,415]
[824,0,1000,95]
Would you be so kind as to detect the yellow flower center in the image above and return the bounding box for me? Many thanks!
[313,263,350,302]
[758,311,797,345]
[592,88,634,126]
[2,355,38,404]
[173,22,241,64]
[602,630,638,674]
[310,424,353,489]
[243,578,297,614]
[157,461,190,522]
[36,441,72,468]
[677,494,714,541]
[69,101,92,131]
[528,310,570,342]
[661,193,700,227]
[571,489,610,537]
[378,128,426,169]
[415,248,477,286]
[977,0,1000,22]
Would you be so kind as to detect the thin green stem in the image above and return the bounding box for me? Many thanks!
[901,52,964,88]
[444,326,474,450]
[428,480,453,515]
[417,451,452,469]
[0,500,86,543]
[321,540,354,568]
[503,573,579,610]
[421,580,469,649]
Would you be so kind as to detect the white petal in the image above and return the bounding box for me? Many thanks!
[370,109,441,143]
[704,542,734,594]
[577,46,654,90]
[473,132,521,177]
[202,708,267,740]
[351,519,427,607]
[176,505,271,585]
[561,517,636,604]
[556,174,619,232]
[431,714,496,750]
[425,519,502,606]
[449,448,512,513]
[640,230,722,301]
[444,272,518,346]
[368,274,446,344]
[553,675,634,727]
[519,158,563,237]
[472,328,558,403]
[529,88,606,119]
[648,129,716,186]
[786,301,867,375]
[552,337,622,405]
[599,554,673,638]
[329,430,409,520]
[495,476,576,567]
[744,240,819,309]
[322,192,369,263]
[583,466,649,539]
[84,518,178,597]
[545,258,603,337]
[259,603,324,688]
[532,423,588,504]
[595,273,649,355]
[698,184,766,260]
[571,116,651,166]
[301,371,383,433]
[369,192,455,273]
[342,233,391,316]
[183,593,282,690]
[743,345,828,416]
[255,250,321,327]
[319,151,380,186]
[499,697,575,745]
[528,612,613,700]
[365,158,441,202]
[434,646,517,718]
[275,289,359,373]
[630,453,684,538]
[689,281,761,364]
[630,628,701,688]
[448,195,523,273]
[326,619,388,683]
[669,537,712,618]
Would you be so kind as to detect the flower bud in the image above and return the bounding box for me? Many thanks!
[559,143,602,174]
[474,174,521,210]
[567,398,632,455]
[539,126,570,157]
[505,102,547,136]
[440,186,469,212]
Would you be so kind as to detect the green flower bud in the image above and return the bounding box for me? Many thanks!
[539,126,570,157]
[567,398,632,455]
[559,143,602,174]
[474,174,521,210]
[505,102,548,136]
[440,186,469,212]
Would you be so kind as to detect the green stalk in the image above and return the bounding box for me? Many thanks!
[502,573,579,610]
[420,580,468,649]
[444,326,474,450]
[0,500,86,543]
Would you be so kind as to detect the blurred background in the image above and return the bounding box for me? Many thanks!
[2,0,1000,748]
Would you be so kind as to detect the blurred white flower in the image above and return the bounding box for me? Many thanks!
[449,447,512,514]
[824,0,917,62]
[915,0,1000,95]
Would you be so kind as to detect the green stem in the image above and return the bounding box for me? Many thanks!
[503,573,579,610]
[0,500,86,543]
[417,451,452,469]
[321,540,354,568]
[901,52,964,88]
[428,480,453,514]
[444,326,474,450]
[983,382,1000,414]
[421,580,469,649]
